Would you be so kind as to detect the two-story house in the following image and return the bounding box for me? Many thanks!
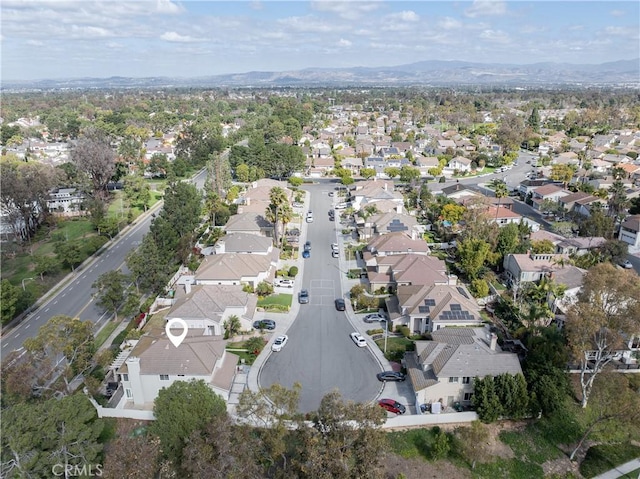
[619,215,640,250]
[406,327,523,409]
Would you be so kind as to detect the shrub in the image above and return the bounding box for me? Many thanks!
[396,325,411,338]
[242,283,254,293]
[255,281,273,297]
[288,266,299,277]
[439,176,446,183]
[470,279,490,297]
[431,430,451,460]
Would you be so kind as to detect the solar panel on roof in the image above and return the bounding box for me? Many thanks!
[456,287,469,299]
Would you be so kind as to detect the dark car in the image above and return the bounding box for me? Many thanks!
[304,241,311,251]
[376,371,406,382]
[298,289,309,304]
[253,319,276,330]
[335,298,346,311]
[378,399,406,415]
[302,250,310,258]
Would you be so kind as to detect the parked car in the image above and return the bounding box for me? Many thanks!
[328,191,334,197]
[620,259,633,269]
[350,332,367,347]
[331,243,339,251]
[304,241,311,251]
[253,319,276,330]
[306,211,314,223]
[332,250,339,258]
[378,399,406,415]
[335,202,348,210]
[298,289,309,304]
[276,279,294,288]
[335,298,346,311]
[376,371,406,382]
[271,335,288,352]
[363,313,386,323]
[302,250,310,258]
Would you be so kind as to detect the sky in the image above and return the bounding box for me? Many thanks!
[1,0,639,81]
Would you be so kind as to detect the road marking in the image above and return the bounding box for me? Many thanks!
[62,293,66,297]
[69,286,73,290]
[2,342,8,348]
[44,308,50,312]
[25,323,31,329]
[53,300,58,305]
[14,333,20,338]
[35,316,40,320]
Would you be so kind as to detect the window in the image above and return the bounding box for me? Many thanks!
[464,392,473,401]
[121,374,129,382]
[462,377,471,384]
[448,377,459,383]
[160,374,169,381]
[125,389,132,398]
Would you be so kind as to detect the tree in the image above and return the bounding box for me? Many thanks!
[223,315,242,339]
[492,179,508,219]
[182,414,263,479]
[71,127,116,200]
[235,163,250,183]
[431,428,451,460]
[398,165,420,184]
[150,379,227,465]
[527,107,540,132]
[255,281,274,297]
[440,203,466,224]
[495,223,520,258]
[456,421,490,469]
[126,235,169,294]
[296,390,387,479]
[1,394,104,478]
[565,263,640,408]
[34,254,59,280]
[23,315,95,394]
[54,240,83,271]
[550,164,576,188]
[1,279,19,325]
[456,238,491,280]
[123,175,151,211]
[607,177,629,221]
[92,270,138,321]
[0,158,62,242]
[569,373,640,460]
[495,113,525,153]
[360,167,376,179]
[265,187,289,247]
[384,166,400,179]
[577,203,614,238]
[102,420,160,479]
[472,375,503,422]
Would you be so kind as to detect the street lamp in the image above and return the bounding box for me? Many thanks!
[381,319,388,354]
[22,277,35,291]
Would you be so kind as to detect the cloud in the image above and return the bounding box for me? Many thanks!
[70,25,113,38]
[479,29,510,43]
[438,17,462,30]
[278,15,338,33]
[155,0,183,14]
[337,38,352,47]
[26,39,44,46]
[464,0,507,18]
[609,9,625,17]
[388,10,420,22]
[604,26,640,39]
[160,31,202,43]
[310,1,381,20]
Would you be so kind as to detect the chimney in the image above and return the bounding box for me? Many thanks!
[490,333,498,351]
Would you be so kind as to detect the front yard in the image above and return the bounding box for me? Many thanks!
[257,293,293,312]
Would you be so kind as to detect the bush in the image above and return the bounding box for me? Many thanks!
[288,266,299,277]
[140,297,154,313]
[255,281,274,297]
[470,279,490,297]
[439,176,446,183]
[396,325,411,338]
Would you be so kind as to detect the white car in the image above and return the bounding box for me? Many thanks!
[331,243,339,251]
[350,332,367,348]
[271,335,288,352]
[276,279,294,288]
[335,203,348,210]
[306,211,314,223]
[619,260,633,269]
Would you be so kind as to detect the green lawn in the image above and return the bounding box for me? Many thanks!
[94,321,120,348]
[257,294,292,308]
[374,336,413,361]
[580,443,640,479]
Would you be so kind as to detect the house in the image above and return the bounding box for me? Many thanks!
[366,253,449,293]
[446,156,472,173]
[619,215,640,250]
[558,191,598,214]
[357,212,420,241]
[211,233,274,255]
[46,188,85,215]
[395,283,482,333]
[440,183,482,201]
[117,332,239,407]
[530,184,570,211]
[194,252,278,288]
[405,327,523,409]
[503,252,567,286]
[518,179,555,198]
[485,206,523,227]
[165,284,257,335]
[350,179,404,211]
[224,212,273,237]
[529,230,606,256]
[573,196,609,217]
[363,231,430,260]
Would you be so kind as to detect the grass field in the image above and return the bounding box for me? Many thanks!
[579,443,640,478]
[94,321,120,348]
[374,336,413,360]
[257,294,292,308]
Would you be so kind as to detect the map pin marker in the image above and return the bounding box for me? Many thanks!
[165,318,188,348]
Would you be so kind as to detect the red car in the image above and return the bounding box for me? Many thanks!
[378,398,406,415]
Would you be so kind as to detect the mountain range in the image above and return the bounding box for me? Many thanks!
[4,59,639,90]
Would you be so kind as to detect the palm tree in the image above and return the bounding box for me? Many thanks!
[265,187,289,246]
[493,180,508,220]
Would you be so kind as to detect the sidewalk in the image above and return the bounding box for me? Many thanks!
[592,458,640,479]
